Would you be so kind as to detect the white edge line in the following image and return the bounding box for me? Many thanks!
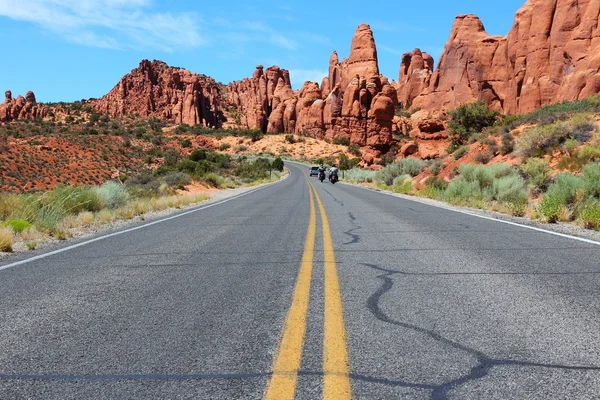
[0,171,291,272]
[340,181,600,247]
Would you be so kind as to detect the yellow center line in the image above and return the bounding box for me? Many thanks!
[308,180,353,400]
[264,174,316,400]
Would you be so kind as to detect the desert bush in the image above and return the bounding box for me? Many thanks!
[333,137,351,146]
[272,156,284,172]
[517,122,572,158]
[375,158,425,186]
[180,139,192,148]
[577,198,600,229]
[473,151,493,164]
[581,163,600,198]
[538,173,583,222]
[520,158,551,193]
[444,163,526,214]
[344,168,377,183]
[392,175,413,194]
[500,132,515,155]
[428,159,443,176]
[562,138,578,156]
[0,227,13,252]
[163,148,180,166]
[219,143,231,151]
[453,145,470,160]
[189,148,207,161]
[94,181,129,209]
[0,194,21,220]
[285,134,296,144]
[162,172,192,189]
[3,219,31,233]
[448,101,499,145]
[176,159,198,174]
[202,172,224,188]
[348,143,361,156]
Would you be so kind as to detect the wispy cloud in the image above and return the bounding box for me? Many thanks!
[288,69,327,88]
[0,0,206,51]
[378,44,403,56]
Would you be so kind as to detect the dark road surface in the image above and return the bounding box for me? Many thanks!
[1,162,600,399]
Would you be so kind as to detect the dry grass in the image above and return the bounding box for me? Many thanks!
[0,227,14,252]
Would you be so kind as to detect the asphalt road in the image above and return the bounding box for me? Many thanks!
[1,162,600,399]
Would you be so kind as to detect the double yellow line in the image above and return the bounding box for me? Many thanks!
[264,175,351,400]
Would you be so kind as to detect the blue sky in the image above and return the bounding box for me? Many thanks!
[0,0,525,102]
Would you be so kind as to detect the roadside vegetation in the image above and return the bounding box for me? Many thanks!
[343,96,600,232]
[0,151,285,253]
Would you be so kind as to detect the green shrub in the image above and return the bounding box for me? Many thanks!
[473,151,493,164]
[189,148,207,161]
[577,198,600,229]
[500,132,515,155]
[333,137,351,146]
[348,143,361,156]
[538,192,565,223]
[180,139,192,148]
[581,163,600,198]
[445,179,483,205]
[344,168,377,183]
[517,122,572,158]
[520,158,551,193]
[94,181,129,209]
[285,134,296,144]
[428,159,442,176]
[444,163,525,213]
[448,101,499,145]
[219,143,231,151]
[392,175,413,194]
[162,172,192,188]
[453,145,470,160]
[562,138,578,156]
[3,219,31,233]
[203,172,224,188]
[163,148,180,166]
[272,157,284,172]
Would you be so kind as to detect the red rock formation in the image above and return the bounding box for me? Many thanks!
[225,65,294,133]
[91,60,223,127]
[396,49,434,109]
[408,0,600,114]
[0,90,48,122]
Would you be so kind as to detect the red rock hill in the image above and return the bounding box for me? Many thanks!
[91,60,224,127]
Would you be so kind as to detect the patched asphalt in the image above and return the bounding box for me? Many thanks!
[1,163,600,399]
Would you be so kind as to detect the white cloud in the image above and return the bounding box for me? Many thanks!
[288,69,328,88]
[0,0,206,51]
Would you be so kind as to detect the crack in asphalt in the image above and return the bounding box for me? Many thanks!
[343,212,362,245]
[362,263,600,399]
[320,187,344,207]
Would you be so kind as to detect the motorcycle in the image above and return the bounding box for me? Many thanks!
[329,171,338,184]
[318,170,325,182]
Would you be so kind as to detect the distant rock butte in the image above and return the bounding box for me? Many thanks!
[91,60,224,127]
[0,90,47,122]
[227,24,395,164]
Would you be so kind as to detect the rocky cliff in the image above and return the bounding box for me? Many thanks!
[91,60,224,127]
[0,90,47,122]
[407,0,600,114]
